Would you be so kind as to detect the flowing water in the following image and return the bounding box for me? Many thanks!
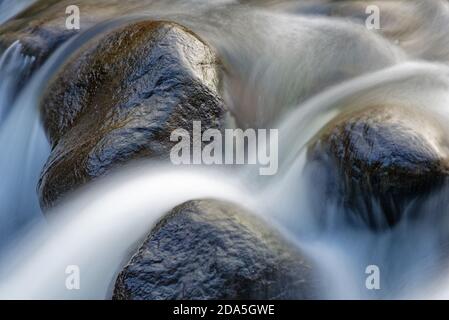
[0,0,36,25]
[0,41,35,123]
[2,0,449,299]
[0,41,46,251]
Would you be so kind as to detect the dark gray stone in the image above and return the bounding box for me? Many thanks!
[307,105,449,229]
[113,199,317,300]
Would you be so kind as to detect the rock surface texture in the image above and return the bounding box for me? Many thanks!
[307,105,449,229]
[113,199,317,300]
[38,21,228,209]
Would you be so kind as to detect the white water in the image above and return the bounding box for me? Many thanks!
[0,41,35,122]
[0,166,255,299]
[2,0,449,299]
[0,40,47,249]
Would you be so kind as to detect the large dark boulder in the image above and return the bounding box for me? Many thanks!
[113,199,317,300]
[306,105,449,229]
[38,21,229,209]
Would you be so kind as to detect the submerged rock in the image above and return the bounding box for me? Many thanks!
[38,21,229,210]
[307,105,449,229]
[0,0,160,68]
[113,199,317,300]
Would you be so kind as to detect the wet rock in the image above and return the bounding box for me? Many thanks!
[38,21,229,210]
[113,199,317,300]
[307,105,449,229]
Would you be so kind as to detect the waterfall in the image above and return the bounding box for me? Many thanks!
[0,166,255,299]
[0,42,48,250]
[0,41,35,123]
[2,0,449,300]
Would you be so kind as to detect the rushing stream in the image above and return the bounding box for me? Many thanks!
[2,0,449,299]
